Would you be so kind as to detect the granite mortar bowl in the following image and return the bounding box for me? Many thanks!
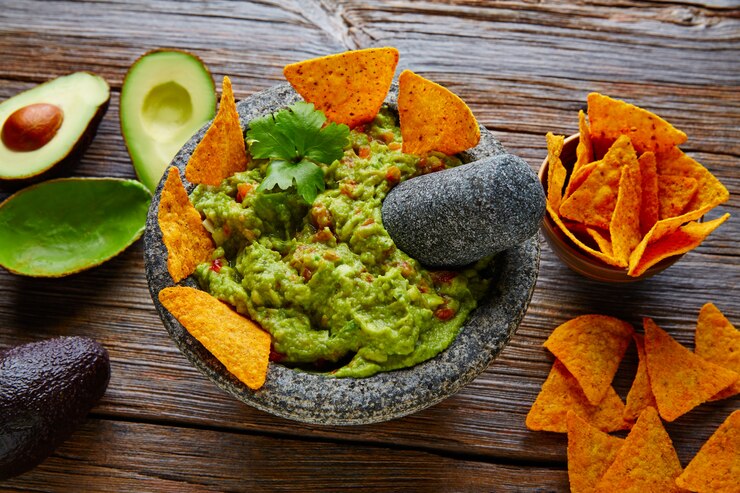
[144,82,540,425]
[539,134,683,283]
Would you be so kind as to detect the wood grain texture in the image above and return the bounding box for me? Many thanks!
[0,0,738,489]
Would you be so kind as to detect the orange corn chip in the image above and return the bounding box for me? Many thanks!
[283,47,399,128]
[624,334,658,422]
[158,286,271,390]
[695,303,740,401]
[564,160,598,199]
[559,135,635,230]
[567,411,624,493]
[546,132,567,210]
[658,175,698,219]
[526,360,630,433]
[676,410,740,493]
[544,315,634,405]
[158,167,215,282]
[628,213,729,277]
[547,203,623,268]
[644,318,738,422]
[586,227,613,256]
[596,407,687,493]
[398,69,480,156]
[610,159,642,266]
[638,152,659,236]
[185,76,248,186]
[656,146,729,214]
[587,92,687,154]
[574,110,593,176]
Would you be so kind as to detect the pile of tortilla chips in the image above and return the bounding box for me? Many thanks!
[545,93,730,276]
[527,304,739,492]
[156,47,483,390]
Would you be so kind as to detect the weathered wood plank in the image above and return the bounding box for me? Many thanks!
[1,419,570,492]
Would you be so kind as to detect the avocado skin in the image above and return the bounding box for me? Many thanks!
[0,336,110,479]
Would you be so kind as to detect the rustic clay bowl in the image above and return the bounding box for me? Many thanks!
[144,83,540,425]
[539,134,682,283]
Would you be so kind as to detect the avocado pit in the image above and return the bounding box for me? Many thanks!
[2,103,64,152]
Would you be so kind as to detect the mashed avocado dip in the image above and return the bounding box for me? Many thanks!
[190,107,493,378]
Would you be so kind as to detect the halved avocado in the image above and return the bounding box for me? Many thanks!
[0,178,151,277]
[120,50,216,192]
[0,72,110,181]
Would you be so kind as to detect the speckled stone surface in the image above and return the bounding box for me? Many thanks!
[382,154,545,267]
[143,83,540,425]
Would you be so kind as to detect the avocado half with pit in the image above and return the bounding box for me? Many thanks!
[0,72,110,181]
[120,50,216,192]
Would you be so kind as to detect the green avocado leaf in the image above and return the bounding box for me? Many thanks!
[0,178,151,277]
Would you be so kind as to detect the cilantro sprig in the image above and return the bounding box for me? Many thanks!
[246,102,350,204]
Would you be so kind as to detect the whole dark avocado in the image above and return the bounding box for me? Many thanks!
[0,336,110,480]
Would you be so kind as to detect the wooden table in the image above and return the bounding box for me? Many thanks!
[1,1,737,491]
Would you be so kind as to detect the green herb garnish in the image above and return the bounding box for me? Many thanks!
[246,102,350,204]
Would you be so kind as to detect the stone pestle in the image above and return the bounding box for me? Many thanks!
[382,153,546,267]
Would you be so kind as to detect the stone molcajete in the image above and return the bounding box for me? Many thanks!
[145,82,540,425]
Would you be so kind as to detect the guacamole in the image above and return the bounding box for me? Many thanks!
[190,107,493,378]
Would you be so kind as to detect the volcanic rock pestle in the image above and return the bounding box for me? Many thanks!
[382,153,545,267]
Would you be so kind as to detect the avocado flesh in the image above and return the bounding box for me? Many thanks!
[0,72,110,180]
[0,337,110,480]
[121,50,216,192]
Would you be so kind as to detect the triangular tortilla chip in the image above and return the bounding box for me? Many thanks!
[610,159,642,266]
[656,146,729,214]
[695,303,740,401]
[567,411,624,493]
[559,135,635,230]
[564,160,598,199]
[596,407,687,492]
[546,203,623,267]
[624,334,658,422]
[628,213,729,277]
[676,410,740,493]
[587,92,687,154]
[398,69,480,155]
[159,286,271,390]
[658,175,698,219]
[638,152,659,236]
[185,76,248,186]
[644,318,738,422]
[546,132,567,210]
[574,110,593,176]
[526,360,630,433]
[586,227,613,256]
[158,167,215,282]
[283,47,399,128]
[544,315,634,405]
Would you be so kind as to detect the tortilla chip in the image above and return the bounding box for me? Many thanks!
[567,411,624,493]
[638,152,659,236]
[559,135,635,230]
[624,334,658,422]
[564,160,598,199]
[283,47,399,128]
[658,175,698,219]
[596,407,687,492]
[587,92,687,154]
[586,227,613,256]
[546,132,567,210]
[610,159,642,266]
[544,315,634,405]
[644,318,739,422]
[628,213,730,277]
[695,303,740,401]
[526,360,630,433]
[185,76,248,186]
[656,146,729,214]
[398,69,480,155]
[574,110,593,176]
[547,203,623,267]
[158,286,271,390]
[676,410,740,493]
[158,167,215,282]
